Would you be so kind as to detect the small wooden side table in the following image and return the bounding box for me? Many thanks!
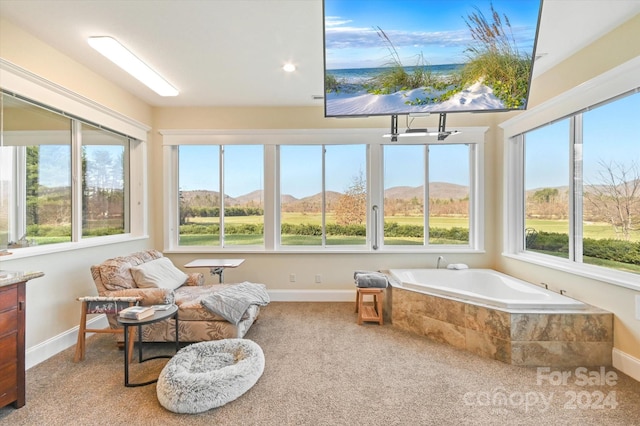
[355,288,384,325]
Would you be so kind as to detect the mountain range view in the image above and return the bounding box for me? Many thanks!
[181,182,470,207]
[182,183,631,205]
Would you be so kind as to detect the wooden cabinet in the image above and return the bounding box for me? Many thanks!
[0,280,26,409]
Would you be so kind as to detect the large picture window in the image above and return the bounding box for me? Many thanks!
[514,90,639,278]
[0,92,136,250]
[164,129,484,253]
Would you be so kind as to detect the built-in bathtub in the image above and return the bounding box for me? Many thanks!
[384,268,613,367]
[389,268,585,310]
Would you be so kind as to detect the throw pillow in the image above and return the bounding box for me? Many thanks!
[99,258,136,291]
[130,257,188,290]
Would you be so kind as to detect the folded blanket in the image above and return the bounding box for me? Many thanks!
[354,270,388,288]
[201,282,270,325]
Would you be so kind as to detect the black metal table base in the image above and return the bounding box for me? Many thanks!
[121,310,179,387]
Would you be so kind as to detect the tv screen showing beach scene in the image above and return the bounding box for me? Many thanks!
[323,0,543,117]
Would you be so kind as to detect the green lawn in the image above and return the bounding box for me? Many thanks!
[188,213,469,228]
[27,215,638,247]
[186,215,639,243]
[183,214,470,246]
[526,218,639,242]
[529,248,640,273]
[178,233,464,246]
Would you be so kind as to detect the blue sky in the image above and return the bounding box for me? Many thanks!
[37,145,123,188]
[324,0,542,70]
[526,92,639,190]
[180,143,471,198]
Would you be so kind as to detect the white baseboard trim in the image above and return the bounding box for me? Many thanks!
[612,348,640,383]
[26,314,108,370]
[267,289,355,302]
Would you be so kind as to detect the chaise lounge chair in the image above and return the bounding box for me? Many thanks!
[89,250,261,344]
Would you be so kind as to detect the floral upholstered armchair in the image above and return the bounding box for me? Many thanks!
[90,250,261,343]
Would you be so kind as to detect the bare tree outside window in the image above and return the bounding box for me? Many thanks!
[585,160,640,241]
[334,170,366,226]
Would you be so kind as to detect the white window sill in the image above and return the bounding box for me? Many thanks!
[164,246,485,255]
[502,252,640,292]
[1,234,149,261]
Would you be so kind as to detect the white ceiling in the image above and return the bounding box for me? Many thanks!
[1,0,639,108]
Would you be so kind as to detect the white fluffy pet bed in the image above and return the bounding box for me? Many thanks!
[157,339,265,414]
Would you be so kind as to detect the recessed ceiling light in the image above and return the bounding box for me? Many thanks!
[88,36,178,97]
[283,63,296,73]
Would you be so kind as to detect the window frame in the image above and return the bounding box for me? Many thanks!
[379,142,479,249]
[0,60,149,260]
[276,143,370,250]
[501,56,640,291]
[161,127,487,254]
[175,143,266,248]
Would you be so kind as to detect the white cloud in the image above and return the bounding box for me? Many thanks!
[324,16,353,27]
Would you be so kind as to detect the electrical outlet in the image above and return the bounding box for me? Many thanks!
[636,295,640,321]
[315,274,322,283]
[289,274,296,283]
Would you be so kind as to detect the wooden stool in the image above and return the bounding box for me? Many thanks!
[355,288,384,325]
[74,296,141,363]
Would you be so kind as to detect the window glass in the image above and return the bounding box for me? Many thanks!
[2,95,72,247]
[224,145,264,246]
[178,145,220,246]
[520,91,639,276]
[177,144,265,247]
[429,144,470,245]
[383,144,471,246]
[524,119,570,258]
[383,145,425,246]
[278,144,366,247]
[325,145,367,246]
[582,92,640,273]
[81,123,128,238]
[280,145,322,246]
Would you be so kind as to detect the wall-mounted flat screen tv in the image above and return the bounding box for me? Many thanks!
[323,0,543,117]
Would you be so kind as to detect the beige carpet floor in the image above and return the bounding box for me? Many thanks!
[1,302,639,425]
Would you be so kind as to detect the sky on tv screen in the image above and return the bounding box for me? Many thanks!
[323,0,542,117]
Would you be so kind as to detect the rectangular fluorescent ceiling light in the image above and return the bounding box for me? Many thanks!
[88,36,178,97]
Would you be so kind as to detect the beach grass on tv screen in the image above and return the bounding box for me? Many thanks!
[323,1,539,115]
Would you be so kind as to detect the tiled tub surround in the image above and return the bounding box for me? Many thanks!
[386,277,613,367]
